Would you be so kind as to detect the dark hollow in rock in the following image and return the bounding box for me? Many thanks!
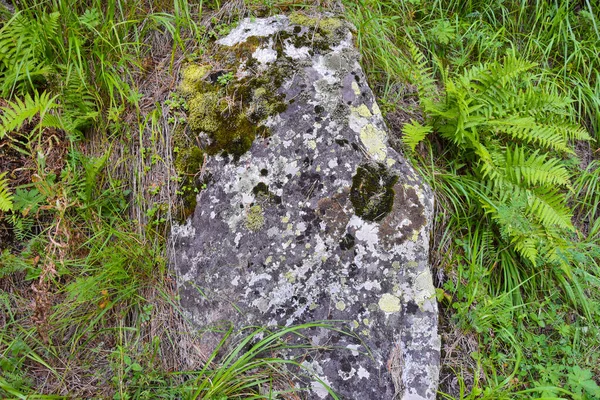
[350,163,399,222]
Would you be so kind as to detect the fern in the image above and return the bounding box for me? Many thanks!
[402,120,432,151]
[405,40,438,102]
[0,11,60,96]
[0,172,13,212]
[504,147,570,187]
[406,53,591,267]
[0,91,60,140]
[8,188,47,241]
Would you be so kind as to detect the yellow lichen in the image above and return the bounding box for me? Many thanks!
[372,102,382,116]
[414,269,435,304]
[352,104,372,118]
[245,205,265,231]
[360,124,387,161]
[335,301,346,311]
[351,80,361,96]
[378,293,401,313]
[284,271,296,283]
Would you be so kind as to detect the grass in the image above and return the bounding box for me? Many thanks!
[1,0,599,398]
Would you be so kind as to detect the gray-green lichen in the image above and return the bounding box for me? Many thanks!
[245,204,265,231]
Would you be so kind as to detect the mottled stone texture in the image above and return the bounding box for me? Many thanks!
[171,15,440,399]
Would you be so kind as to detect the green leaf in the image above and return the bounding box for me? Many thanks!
[402,120,432,151]
[568,366,600,396]
[0,172,13,212]
[130,363,143,372]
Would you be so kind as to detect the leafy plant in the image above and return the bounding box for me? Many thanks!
[216,71,234,86]
[0,10,60,96]
[404,53,591,270]
[0,172,12,212]
[0,91,59,140]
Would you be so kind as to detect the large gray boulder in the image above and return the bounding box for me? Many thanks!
[171,14,440,399]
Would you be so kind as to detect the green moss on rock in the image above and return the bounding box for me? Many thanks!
[180,64,211,96]
[187,92,224,133]
[350,163,398,222]
[288,12,343,35]
[181,51,287,161]
[172,36,293,220]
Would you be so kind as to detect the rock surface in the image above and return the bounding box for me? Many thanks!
[171,14,440,399]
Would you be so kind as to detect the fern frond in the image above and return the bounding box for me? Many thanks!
[464,54,536,94]
[0,91,58,139]
[527,188,574,230]
[543,119,592,142]
[0,11,60,95]
[513,236,539,265]
[402,120,432,151]
[406,40,438,101]
[486,117,572,152]
[504,147,571,187]
[0,172,13,212]
[513,87,571,118]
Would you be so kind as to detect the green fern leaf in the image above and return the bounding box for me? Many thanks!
[0,91,58,139]
[504,146,571,187]
[402,120,432,151]
[485,117,571,152]
[527,188,574,230]
[12,188,45,215]
[0,172,13,212]
[0,11,60,95]
[406,40,438,100]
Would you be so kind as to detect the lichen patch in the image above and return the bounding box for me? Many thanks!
[360,124,388,161]
[379,293,401,313]
[245,205,265,231]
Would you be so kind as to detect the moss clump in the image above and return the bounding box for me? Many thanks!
[187,92,224,133]
[350,163,398,222]
[252,182,270,197]
[180,64,211,96]
[246,87,287,123]
[173,144,206,220]
[175,145,205,176]
[214,36,261,68]
[185,74,286,160]
[287,12,346,50]
[288,12,343,35]
[245,205,265,231]
[172,33,290,219]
